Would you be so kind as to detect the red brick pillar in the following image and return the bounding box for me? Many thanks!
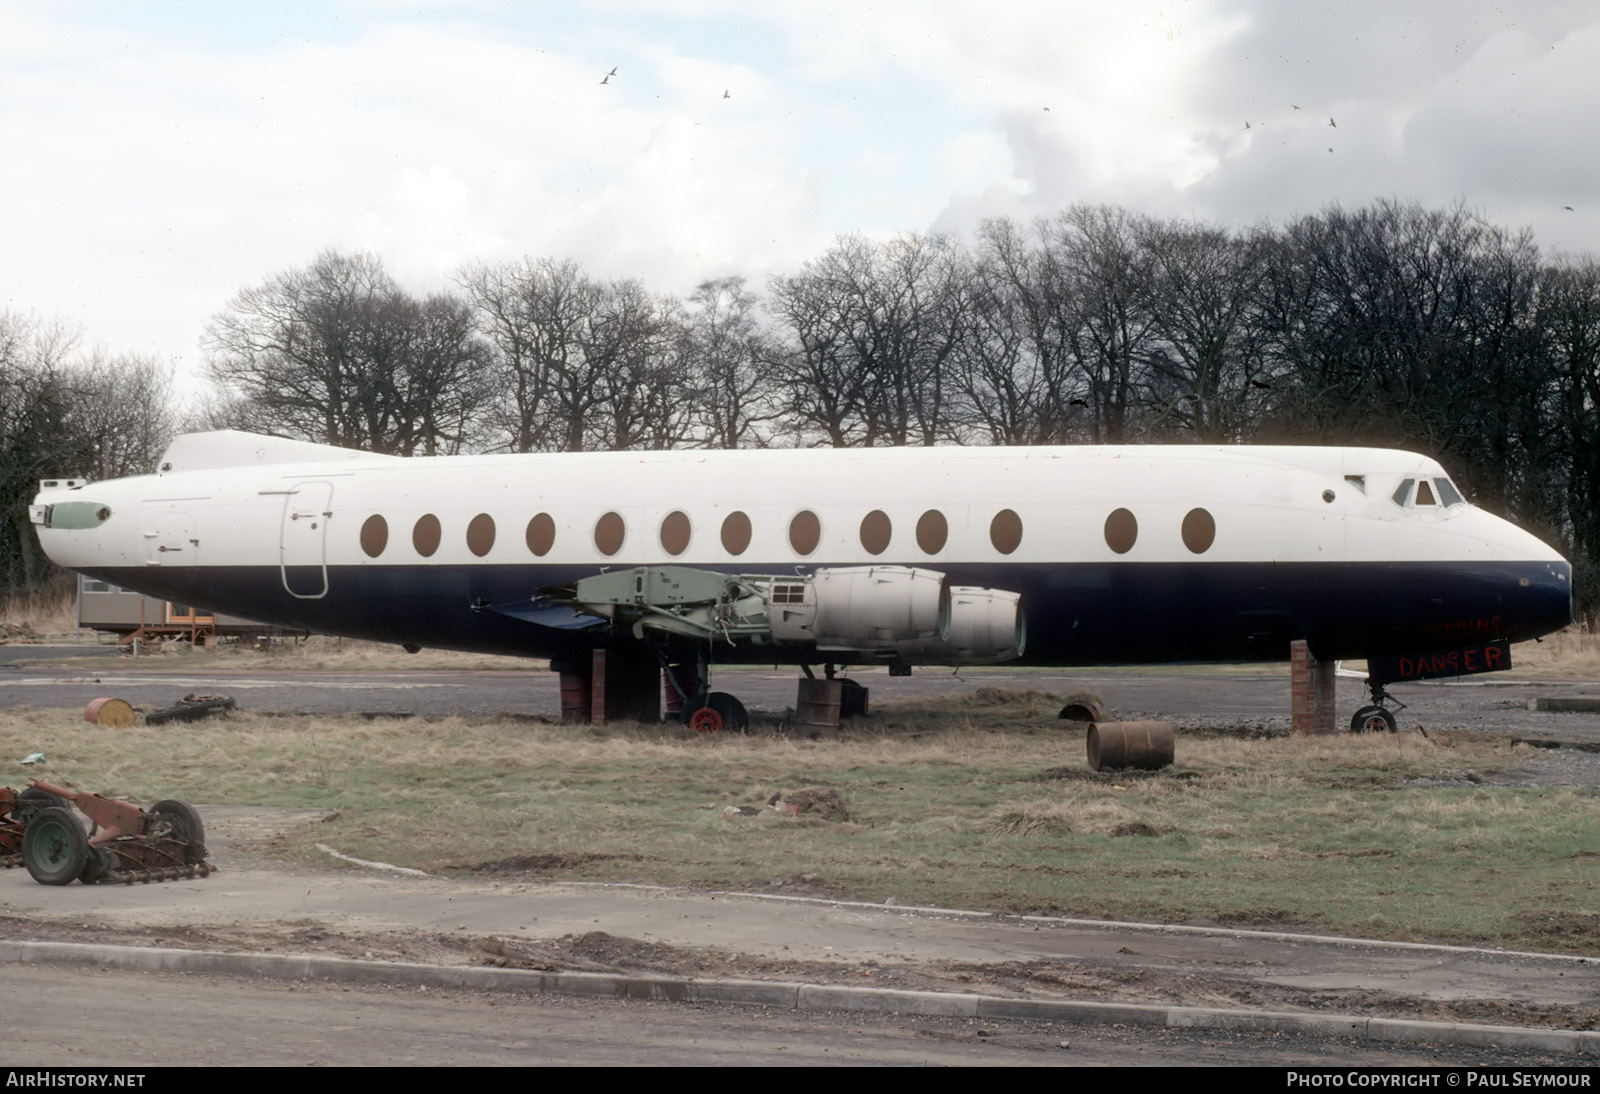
[1290,639,1337,735]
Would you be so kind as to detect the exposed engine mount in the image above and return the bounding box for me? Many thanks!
[540,565,1025,665]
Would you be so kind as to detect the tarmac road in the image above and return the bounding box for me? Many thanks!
[5,643,1600,740]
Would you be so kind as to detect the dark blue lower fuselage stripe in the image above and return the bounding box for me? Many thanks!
[82,559,1573,665]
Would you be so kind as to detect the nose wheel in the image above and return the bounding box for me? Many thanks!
[1351,679,1405,733]
[1350,705,1398,733]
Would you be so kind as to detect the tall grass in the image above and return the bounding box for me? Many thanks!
[0,577,77,637]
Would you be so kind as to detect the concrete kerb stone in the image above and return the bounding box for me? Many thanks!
[1367,1018,1594,1055]
[978,997,1166,1026]
[1167,1006,1366,1038]
[4,939,1599,1055]
[798,984,980,1017]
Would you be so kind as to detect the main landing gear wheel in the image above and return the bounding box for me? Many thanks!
[149,799,207,863]
[685,692,749,734]
[1351,706,1398,734]
[22,806,89,885]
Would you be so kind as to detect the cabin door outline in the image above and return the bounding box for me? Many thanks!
[279,481,334,599]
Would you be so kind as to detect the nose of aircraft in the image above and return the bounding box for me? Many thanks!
[1526,558,1575,639]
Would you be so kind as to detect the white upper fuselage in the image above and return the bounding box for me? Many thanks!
[32,436,1564,572]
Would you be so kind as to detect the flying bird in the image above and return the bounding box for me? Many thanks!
[1565,205,1576,212]
[601,66,617,84]
[723,89,730,99]
[1245,121,1251,129]
[1329,116,1337,127]
[1291,104,1302,110]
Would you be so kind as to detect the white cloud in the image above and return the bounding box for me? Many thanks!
[3,0,1600,394]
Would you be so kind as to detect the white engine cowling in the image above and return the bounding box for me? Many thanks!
[770,566,950,652]
[918,587,1025,664]
[558,564,1023,665]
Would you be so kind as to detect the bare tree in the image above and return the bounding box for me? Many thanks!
[582,279,693,452]
[767,254,868,447]
[0,312,79,590]
[205,251,488,455]
[768,233,970,447]
[1136,221,1272,442]
[682,277,779,449]
[1041,205,1156,443]
[61,352,180,479]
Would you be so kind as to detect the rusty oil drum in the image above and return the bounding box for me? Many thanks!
[1086,720,1175,772]
[792,678,843,738]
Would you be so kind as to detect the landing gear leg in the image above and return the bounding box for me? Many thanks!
[678,648,750,733]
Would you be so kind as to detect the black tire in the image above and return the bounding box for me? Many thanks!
[706,692,749,734]
[1351,706,1398,734]
[22,806,89,885]
[144,696,235,726]
[148,799,207,863]
[14,787,69,823]
[683,692,750,734]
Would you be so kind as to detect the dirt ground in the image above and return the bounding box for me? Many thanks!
[5,659,1599,1041]
[4,793,1598,1035]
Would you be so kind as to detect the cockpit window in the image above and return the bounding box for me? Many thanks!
[1391,476,1465,510]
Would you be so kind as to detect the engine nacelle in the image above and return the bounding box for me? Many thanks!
[771,566,950,652]
[554,565,1024,664]
[917,586,1026,664]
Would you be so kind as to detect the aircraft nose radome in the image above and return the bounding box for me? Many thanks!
[1547,560,1574,633]
[1518,560,1575,641]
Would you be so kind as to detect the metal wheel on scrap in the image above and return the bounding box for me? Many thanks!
[22,806,89,885]
[148,799,207,863]
[1350,705,1398,734]
[14,787,69,823]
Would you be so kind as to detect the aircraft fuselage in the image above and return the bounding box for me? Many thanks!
[30,432,1573,668]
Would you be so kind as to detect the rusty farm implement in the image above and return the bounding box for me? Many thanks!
[1,784,70,869]
[11,778,214,885]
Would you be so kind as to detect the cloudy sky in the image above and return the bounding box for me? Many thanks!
[3,0,1597,388]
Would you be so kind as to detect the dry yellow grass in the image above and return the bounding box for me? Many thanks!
[1507,627,1600,678]
[187,635,543,672]
[1,581,77,636]
[3,691,1595,950]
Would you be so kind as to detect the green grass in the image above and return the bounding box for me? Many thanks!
[4,688,1597,953]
